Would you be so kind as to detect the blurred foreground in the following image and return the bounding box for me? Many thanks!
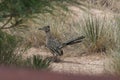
[0,66,119,80]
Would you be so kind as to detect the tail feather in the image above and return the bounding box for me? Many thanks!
[60,36,85,48]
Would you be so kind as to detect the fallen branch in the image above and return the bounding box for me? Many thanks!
[0,19,22,29]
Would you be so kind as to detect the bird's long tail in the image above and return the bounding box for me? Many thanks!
[60,36,85,48]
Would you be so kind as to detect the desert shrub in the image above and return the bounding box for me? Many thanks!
[81,15,120,53]
[0,30,22,65]
[81,16,108,53]
[24,55,50,69]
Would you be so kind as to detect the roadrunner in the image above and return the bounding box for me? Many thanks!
[38,26,85,62]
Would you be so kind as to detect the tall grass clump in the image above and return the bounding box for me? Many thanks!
[81,16,108,53]
[24,55,50,69]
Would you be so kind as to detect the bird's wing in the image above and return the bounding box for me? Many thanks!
[46,38,63,56]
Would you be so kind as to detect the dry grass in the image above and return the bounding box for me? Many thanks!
[8,0,120,75]
[84,0,120,13]
[23,7,119,53]
[105,49,120,75]
[105,16,120,75]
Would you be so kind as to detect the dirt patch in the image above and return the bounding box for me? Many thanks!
[25,47,107,75]
[50,55,106,75]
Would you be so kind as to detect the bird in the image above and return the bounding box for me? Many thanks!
[38,26,85,62]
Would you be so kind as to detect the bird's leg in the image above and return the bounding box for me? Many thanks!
[51,53,58,62]
[51,53,56,62]
[53,54,61,62]
[54,55,57,61]
[52,54,56,62]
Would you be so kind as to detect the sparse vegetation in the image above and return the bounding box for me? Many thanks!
[84,0,120,13]
[0,0,82,70]
[24,55,50,69]
[0,0,120,75]
[0,30,50,69]
[105,16,120,75]
[0,30,22,65]
[81,16,107,53]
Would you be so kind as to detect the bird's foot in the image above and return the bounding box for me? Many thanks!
[45,56,61,63]
[50,56,61,63]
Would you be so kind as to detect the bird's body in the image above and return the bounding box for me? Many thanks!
[38,26,85,62]
[46,36,63,56]
[41,26,63,56]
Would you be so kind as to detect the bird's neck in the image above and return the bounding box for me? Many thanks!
[45,31,52,39]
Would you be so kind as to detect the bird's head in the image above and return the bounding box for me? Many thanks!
[38,26,50,32]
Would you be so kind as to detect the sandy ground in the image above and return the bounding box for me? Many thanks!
[21,7,113,75]
[25,47,107,75]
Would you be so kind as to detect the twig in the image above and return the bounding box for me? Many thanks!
[0,16,12,29]
[0,19,22,29]
[1,14,17,18]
